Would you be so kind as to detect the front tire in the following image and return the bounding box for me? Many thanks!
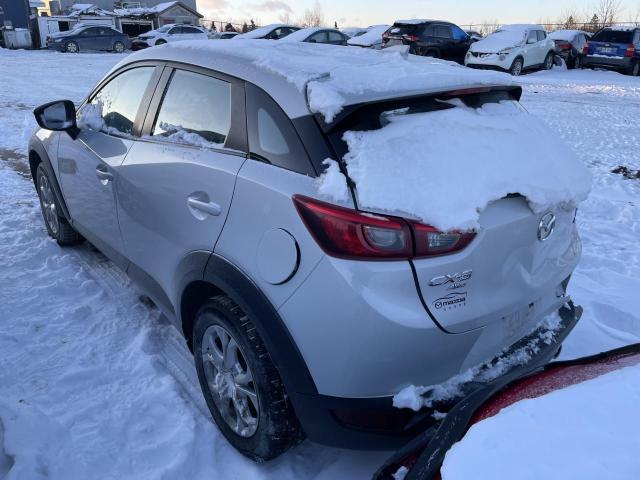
[155,39,167,46]
[113,41,125,53]
[510,57,524,76]
[543,52,554,70]
[65,41,79,53]
[193,295,303,461]
[36,164,82,245]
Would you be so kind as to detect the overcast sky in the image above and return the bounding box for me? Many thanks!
[198,0,640,28]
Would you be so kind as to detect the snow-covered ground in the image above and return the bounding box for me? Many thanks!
[1,49,639,479]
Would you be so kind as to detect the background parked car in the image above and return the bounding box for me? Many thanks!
[549,30,590,69]
[213,31,239,40]
[278,27,349,45]
[465,30,484,41]
[341,27,367,38]
[465,24,555,75]
[347,24,390,49]
[132,24,208,50]
[582,27,640,76]
[47,25,130,53]
[382,19,473,63]
[233,23,299,40]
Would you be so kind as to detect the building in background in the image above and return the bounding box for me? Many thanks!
[56,1,197,13]
[0,0,31,28]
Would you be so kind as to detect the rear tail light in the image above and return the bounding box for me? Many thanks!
[625,44,635,57]
[582,42,590,55]
[382,31,390,40]
[293,195,475,261]
[558,42,572,50]
[403,34,419,42]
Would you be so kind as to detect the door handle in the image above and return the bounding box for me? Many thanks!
[95,166,113,184]
[187,196,222,217]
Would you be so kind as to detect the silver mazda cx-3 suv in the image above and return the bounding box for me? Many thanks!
[28,41,583,461]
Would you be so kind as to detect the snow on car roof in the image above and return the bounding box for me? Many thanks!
[278,27,323,43]
[347,24,390,47]
[233,23,288,39]
[394,19,440,25]
[601,25,639,31]
[499,24,543,31]
[470,26,531,53]
[548,30,586,41]
[124,40,513,122]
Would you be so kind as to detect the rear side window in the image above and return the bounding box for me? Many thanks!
[246,84,313,175]
[592,30,633,43]
[151,69,231,148]
[536,30,547,41]
[435,25,452,39]
[82,66,154,136]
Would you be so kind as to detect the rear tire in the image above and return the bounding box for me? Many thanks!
[573,55,581,69]
[193,295,303,462]
[113,41,125,53]
[543,52,554,70]
[65,41,79,53]
[425,49,439,58]
[510,57,524,76]
[155,39,167,46]
[36,164,83,246]
[627,61,640,77]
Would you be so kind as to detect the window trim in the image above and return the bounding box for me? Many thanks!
[80,61,164,139]
[138,61,248,155]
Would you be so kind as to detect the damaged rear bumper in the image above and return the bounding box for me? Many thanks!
[373,301,585,479]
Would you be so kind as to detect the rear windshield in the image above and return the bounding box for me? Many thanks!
[592,30,633,43]
[327,89,518,159]
[389,23,420,36]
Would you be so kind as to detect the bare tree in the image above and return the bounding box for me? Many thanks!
[278,12,292,25]
[479,19,500,37]
[298,1,325,28]
[594,0,623,27]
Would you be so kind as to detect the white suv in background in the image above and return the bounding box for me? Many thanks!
[465,24,555,75]
[132,24,208,49]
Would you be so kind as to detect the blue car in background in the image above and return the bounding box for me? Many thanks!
[47,25,131,53]
[582,27,640,76]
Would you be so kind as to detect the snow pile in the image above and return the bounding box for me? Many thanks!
[347,25,390,47]
[154,122,225,149]
[441,364,640,480]
[166,40,513,122]
[470,25,534,53]
[319,99,591,231]
[394,312,564,411]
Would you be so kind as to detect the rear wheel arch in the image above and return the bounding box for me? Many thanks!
[180,254,318,397]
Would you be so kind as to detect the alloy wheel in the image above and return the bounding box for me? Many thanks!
[66,42,78,53]
[545,54,553,70]
[201,324,259,438]
[38,173,59,235]
[511,59,523,76]
[114,42,124,53]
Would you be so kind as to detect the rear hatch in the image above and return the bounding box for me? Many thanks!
[587,29,634,57]
[384,22,422,46]
[324,87,584,336]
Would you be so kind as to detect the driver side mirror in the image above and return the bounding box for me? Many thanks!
[33,100,80,139]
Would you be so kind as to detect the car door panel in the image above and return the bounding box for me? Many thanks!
[116,67,247,307]
[57,65,158,269]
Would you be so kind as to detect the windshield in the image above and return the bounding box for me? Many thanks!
[156,25,172,33]
[592,29,633,43]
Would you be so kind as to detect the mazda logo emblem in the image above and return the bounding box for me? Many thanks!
[537,212,556,241]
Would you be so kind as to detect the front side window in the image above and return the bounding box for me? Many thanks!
[151,69,231,148]
[537,30,547,41]
[80,27,99,36]
[308,31,328,43]
[328,31,345,43]
[168,27,180,35]
[80,67,154,136]
[527,31,538,43]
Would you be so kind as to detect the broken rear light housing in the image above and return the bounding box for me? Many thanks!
[293,195,475,261]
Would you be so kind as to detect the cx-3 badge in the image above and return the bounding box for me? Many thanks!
[537,212,556,241]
